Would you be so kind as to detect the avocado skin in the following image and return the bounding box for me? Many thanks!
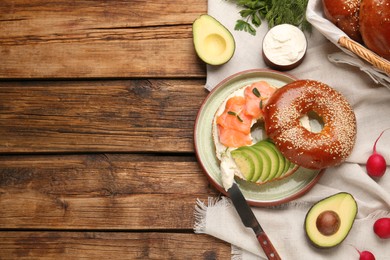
[304,192,358,249]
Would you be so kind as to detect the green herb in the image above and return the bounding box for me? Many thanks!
[252,87,261,97]
[260,100,263,109]
[227,111,244,122]
[228,0,311,36]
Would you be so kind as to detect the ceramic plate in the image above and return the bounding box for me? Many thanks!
[194,69,324,206]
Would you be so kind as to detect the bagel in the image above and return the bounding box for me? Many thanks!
[212,81,299,187]
[264,80,357,170]
[322,0,362,43]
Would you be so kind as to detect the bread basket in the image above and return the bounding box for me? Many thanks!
[306,0,390,78]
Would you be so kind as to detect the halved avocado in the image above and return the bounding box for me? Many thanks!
[192,14,235,65]
[304,193,358,248]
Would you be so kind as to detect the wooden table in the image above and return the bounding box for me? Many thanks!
[0,1,232,258]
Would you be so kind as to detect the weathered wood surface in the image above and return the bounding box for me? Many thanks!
[0,154,218,229]
[0,0,224,258]
[0,232,231,259]
[0,0,207,78]
[0,80,208,153]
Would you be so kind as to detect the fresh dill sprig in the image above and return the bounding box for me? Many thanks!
[229,0,311,36]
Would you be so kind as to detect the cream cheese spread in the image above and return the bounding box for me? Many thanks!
[263,24,307,66]
[220,155,239,190]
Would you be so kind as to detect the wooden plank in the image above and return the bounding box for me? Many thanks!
[0,0,207,34]
[0,27,206,79]
[0,154,219,229]
[0,232,231,259]
[0,0,207,78]
[0,79,209,153]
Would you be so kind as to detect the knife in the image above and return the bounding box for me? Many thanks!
[227,182,282,260]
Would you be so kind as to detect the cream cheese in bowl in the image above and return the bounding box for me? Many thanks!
[262,24,307,71]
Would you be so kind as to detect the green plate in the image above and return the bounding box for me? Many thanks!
[194,69,324,206]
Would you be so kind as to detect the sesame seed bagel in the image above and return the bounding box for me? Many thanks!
[212,81,299,186]
[264,80,357,170]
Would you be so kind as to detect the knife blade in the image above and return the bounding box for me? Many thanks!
[227,183,282,260]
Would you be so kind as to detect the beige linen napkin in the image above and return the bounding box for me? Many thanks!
[195,0,390,259]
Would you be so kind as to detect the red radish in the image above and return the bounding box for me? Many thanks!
[366,129,389,177]
[356,249,375,260]
[350,245,375,260]
[373,217,390,239]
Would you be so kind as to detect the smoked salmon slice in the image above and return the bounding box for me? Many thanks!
[216,96,252,134]
[216,81,276,148]
[244,81,276,119]
[217,126,252,148]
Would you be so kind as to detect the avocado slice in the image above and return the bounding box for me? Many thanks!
[260,140,286,180]
[192,14,235,65]
[245,147,264,183]
[231,149,255,181]
[262,139,297,179]
[304,192,358,248]
[251,145,272,182]
[252,141,280,182]
[282,158,293,177]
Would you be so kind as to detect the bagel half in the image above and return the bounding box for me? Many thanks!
[212,81,299,188]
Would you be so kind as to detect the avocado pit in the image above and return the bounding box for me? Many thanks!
[316,210,340,236]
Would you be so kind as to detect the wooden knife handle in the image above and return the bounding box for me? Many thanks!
[257,232,282,260]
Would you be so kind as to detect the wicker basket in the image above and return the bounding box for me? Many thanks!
[338,37,390,76]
